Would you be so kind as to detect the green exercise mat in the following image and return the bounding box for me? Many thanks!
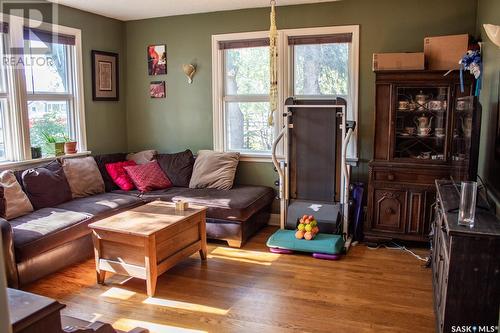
[266,229,345,254]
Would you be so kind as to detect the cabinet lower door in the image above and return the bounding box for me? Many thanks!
[371,189,407,233]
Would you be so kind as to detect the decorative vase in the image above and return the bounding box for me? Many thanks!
[64,141,78,154]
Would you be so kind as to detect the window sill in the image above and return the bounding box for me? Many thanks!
[0,151,91,171]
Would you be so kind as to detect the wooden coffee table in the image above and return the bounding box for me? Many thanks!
[89,201,207,296]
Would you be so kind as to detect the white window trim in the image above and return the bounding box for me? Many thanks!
[212,25,359,162]
[0,14,87,165]
[211,30,283,162]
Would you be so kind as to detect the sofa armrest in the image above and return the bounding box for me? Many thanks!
[0,218,18,288]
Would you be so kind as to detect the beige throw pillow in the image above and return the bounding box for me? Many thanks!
[0,170,33,220]
[62,157,105,198]
[126,150,157,164]
[189,150,240,190]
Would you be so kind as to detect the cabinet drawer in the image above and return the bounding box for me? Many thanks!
[373,169,448,185]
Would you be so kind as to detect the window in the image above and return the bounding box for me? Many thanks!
[213,26,359,161]
[0,16,85,163]
[214,35,273,157]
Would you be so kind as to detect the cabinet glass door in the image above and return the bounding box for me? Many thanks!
[394,86,449,161]
[451,95,474,175]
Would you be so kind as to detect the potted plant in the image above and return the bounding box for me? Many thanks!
[63,135,78,154]
[42,132,65,156]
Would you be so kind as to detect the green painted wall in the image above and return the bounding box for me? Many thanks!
[476,0,500,212]
[4,3,127,154]
[124,0,477,187]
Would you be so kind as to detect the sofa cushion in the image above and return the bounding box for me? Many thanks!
[126,150,156,165]
[124,161,172,192]
[55,192,143,216]
[22,161,72,210]
[62,157,105,198]
[134,185,274,221]
[156,150,195,187]
[0,170,33,220]
[189,150,240,190]
[105,160,137,191]
[93,153,127,192]
[9,208,91,262]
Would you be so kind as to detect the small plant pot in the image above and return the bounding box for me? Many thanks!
[46,142,65,156]
[31,147,42,159]
[64,141,78,154]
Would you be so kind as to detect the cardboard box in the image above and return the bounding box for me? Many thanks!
[424,34,469,70]
[372,52,425,71]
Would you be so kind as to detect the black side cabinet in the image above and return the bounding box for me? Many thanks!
[432,180,500,333]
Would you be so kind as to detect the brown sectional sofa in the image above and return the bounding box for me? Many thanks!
[1,153,274,288]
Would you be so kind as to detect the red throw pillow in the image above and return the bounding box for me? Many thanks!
[105,160,137,191]
[124,161,172,192]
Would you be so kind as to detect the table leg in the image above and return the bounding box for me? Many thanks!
[199,212,208,260]
[92,232,106,284]
[144,236,158,297]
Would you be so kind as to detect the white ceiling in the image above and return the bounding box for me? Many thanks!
[49,0,338,21]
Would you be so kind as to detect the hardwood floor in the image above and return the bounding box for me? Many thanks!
[25,226,435,333]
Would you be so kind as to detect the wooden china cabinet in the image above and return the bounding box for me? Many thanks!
[366,70,480,242]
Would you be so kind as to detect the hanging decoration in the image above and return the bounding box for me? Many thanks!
[459,49,482,96]
[268,0,278,126]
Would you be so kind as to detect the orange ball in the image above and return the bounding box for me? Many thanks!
[295,230,305,239]
[304,231,313,240]
[312,226,320,234]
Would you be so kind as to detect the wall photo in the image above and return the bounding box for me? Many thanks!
[148,44,167,75]
[150,81,166,98]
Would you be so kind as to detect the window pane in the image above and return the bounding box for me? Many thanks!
[225,102,272,154]
[28,100,70,156]
[294,43,349,96]
[224,46,269,95]
[24,40,69,94]
[0,99,9,161]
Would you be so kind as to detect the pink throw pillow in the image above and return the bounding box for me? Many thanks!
[105,160,137,191]
[124,161,172,192]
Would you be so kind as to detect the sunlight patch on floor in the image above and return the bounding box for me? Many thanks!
[207,247,280,266]
[113,318,207,333]
[100,287,136,300]
[143,297,229,315]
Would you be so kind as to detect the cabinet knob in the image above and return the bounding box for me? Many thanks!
[387,173,395,181]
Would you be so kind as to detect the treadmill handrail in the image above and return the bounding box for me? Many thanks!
[272,127,285,181]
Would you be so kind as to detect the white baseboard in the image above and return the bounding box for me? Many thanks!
[268,213,280,226]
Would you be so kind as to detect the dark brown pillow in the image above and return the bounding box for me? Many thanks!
[22,160,72,210]
[93,153,127,192]
[156,150,195,187]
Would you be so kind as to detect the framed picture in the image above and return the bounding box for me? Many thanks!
[150,81,166,98]
[148,44,167,75]
[91,50,119,101]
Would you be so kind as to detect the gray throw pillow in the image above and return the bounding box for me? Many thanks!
[62,156,105,198]
[189,150,240,190]
[126,150,157,164]
[0,170,33,220]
